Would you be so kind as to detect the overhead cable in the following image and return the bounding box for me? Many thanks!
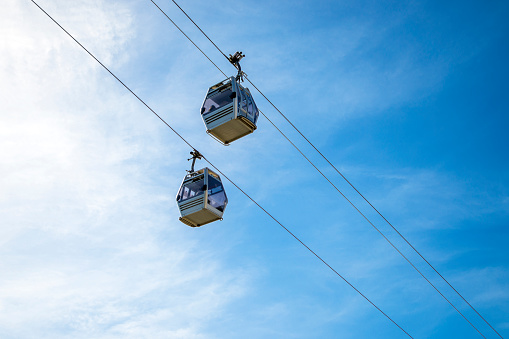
[150,0,227,78]
[170,0,229,61]
[29,1,413,337]
[244,74,505,339]
[155,0,496,337]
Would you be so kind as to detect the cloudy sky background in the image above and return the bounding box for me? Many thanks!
[1,0,508,338]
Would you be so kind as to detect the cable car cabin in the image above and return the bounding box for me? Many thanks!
[176,167,228,227]
[201,77,259,145]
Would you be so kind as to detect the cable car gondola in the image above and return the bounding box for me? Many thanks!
[200,52,260,145]
[176,151,228,227]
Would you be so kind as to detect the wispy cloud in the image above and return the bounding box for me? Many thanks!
[3,1,508,338]
[0,1,251,338]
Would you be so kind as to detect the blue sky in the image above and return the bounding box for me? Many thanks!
[1,0,508,338]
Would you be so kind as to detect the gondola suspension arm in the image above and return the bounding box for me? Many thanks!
[187,150,203,173]
[229,51,246,82]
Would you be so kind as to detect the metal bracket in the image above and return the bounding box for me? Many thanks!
[228,51,246,82]
[187,149,203,173]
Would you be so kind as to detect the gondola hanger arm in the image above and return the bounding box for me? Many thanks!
[228,51,246,82]
[228,51,244,69]
[187,150,202,173]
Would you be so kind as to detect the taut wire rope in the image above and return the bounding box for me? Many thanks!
[154,0,498,337]
[29,1,414,337]
[150,0,227,78]
[243,75,506,339]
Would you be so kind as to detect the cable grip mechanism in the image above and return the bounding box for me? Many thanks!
[228,51,246,82]
[187,149,202,173]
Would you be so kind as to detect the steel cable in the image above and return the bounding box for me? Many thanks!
[159,0,501,337]
[29,1,414,337]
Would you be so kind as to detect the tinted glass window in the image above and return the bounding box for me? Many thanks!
[208,191,226,211]
[252,99,259,124]
[178,177,205,202]
[247,95,253,116]
[208,176,223,195]
[202,88,233,115]
[239,88,248,115]
[207,176,227,211]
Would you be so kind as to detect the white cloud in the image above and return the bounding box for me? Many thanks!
[0,1,250,338]
[3,1,507,338]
